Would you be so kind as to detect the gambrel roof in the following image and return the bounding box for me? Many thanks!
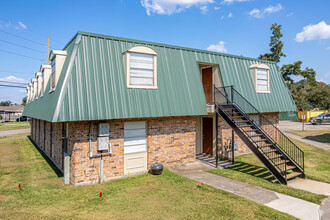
[24,31,296,122]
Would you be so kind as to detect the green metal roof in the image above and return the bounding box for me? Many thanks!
[24,31,297,122]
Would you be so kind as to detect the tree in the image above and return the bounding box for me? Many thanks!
[0,101,11,106]
[290,80,330,110]
[281,61,316,85]
[22,96,27,106]
[259,23,286,63]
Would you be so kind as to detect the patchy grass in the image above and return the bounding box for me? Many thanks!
[287,130,330,145]
[0,122,30,131]
[209,137,330,205]
[0,133,30,140]
[0,137,295,219]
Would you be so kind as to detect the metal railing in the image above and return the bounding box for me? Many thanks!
[203,84,304,174]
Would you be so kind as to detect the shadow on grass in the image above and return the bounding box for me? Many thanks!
[304,134,330,145]
[225,161,277,183]
[27,136,63,177]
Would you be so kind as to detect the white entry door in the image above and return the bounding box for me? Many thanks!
[124,121,148,175]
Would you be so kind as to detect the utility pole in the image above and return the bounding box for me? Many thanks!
[48,36,50,65]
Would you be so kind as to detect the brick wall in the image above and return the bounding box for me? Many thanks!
[66,116,196,186]
[148,117,196,167]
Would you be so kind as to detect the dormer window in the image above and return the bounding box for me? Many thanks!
[50,57,56,91]
[123,46,157,89]
[250,64,270,93]
[49,50,67,93]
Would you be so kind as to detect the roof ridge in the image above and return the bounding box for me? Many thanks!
[76,31,277,64]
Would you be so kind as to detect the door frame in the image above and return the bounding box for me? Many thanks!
[198,114,217,156]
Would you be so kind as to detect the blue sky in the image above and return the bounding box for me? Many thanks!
[0,0,329,104]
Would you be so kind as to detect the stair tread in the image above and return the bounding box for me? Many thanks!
[249,134,263,137]
[286,165,296,170]
[274,160,288,165]
[269,154,284,160]
[286,172,303,180]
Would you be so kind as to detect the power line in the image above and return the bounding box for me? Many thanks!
[0,49,45,61]
[0,70,33,75]
[0,39,47,54]
[0,80,28,85]
[0,29,47,47]
[0,84,26,88]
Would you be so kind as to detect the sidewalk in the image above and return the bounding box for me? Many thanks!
[0,128,30,137]
[170,161,321,220]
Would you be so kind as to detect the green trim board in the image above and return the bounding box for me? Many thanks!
[24,31,297,122]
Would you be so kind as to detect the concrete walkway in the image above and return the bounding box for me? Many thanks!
[284,131,330,151]
[0,135,28,142]
[0,128,30,137]
[170,161,321,220]
[288,178,330,220]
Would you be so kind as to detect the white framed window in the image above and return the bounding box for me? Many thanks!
[250,63,270,93]
[124,121,147,154]
[50,58,56,91]
[124,46,157,89]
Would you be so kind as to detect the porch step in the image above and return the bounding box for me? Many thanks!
[249,134,263,138]
[274,160,288,166]
[286,172,303,180]
[269,154,285,160]
[286,165,296,171]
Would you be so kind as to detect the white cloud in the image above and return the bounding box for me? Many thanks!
[200,5,208,14]
[295,21,330,42]
[17,21,27,30]
[207,41,228,53]
[228,12,232,18]
[0,76,28,84]
[319,72,330,84]
[141,0,214,15]
[214,6,220,10]
[221,15,225,19]
[286,12,294,17]
[249,4,283,18]
[327,46,330,50]
[221,0,249,4]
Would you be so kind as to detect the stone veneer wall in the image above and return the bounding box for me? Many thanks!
[30,116,197,186]
[217,112,279,157]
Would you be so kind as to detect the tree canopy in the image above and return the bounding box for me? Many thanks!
[259,23,286,63]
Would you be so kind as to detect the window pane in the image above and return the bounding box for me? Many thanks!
[129,52,154,87]
[257,80,268,86]
[130,68,153,78]
[257,85,268,91]
[130,53,153,70]
[130,77,154,86]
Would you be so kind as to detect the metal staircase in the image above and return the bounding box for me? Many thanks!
[205,85,305,184]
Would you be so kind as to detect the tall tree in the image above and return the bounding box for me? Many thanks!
[22,96,27,106]
[281,61,316,85]
[259,23,286,63]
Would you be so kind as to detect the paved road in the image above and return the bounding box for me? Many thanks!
[280,121,330,132]
[0,128,30,137]
[171,161,322,220]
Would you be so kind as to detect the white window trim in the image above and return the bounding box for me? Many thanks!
[123,46,158,89]
[49,55,56,93]
[250,63,271,93]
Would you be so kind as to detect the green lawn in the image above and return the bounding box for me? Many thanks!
[287,130,330,145]
[0,137,295,219]
[209,137,330,205]
[0,122,30,132]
